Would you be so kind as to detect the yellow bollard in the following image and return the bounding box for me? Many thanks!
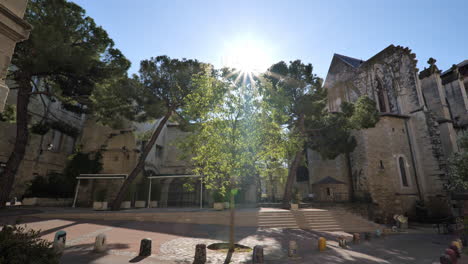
[318,237,327,252]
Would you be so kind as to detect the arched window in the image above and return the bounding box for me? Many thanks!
[376,81,388,113]
[398,156,409,187]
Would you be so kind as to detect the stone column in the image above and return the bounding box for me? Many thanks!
[0,0,31,112]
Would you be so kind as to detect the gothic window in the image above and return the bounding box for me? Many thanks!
[296,166,309,182]
[376,81,389,113]
[398,156,409,187]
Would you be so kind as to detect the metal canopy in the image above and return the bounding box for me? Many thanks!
[146,174,203,209]
[72,174,128,208]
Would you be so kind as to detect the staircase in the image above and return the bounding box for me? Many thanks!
[258,210,299,228]
[258,208,382,232]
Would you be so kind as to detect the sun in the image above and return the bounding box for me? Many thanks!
[222,37,272,75]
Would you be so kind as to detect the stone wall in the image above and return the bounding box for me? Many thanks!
[314,45,453,218]
[0,0,30,112]
[0,88,84,199]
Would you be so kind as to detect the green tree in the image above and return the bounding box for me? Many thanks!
[180,70,287,263]
[307,96,380,200]
[264,60,325,208]
[446,134,468,191]
[110,56,212,210]
[0,0,130,207]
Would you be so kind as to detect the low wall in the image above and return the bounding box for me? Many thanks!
[22,197,73,207]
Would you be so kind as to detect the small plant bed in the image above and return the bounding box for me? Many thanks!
[207,243,252,253]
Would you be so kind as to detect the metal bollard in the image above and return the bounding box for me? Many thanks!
[375,229,382,238]
[252,245,264,264]
[53,230,67,255]
[94,233,107,253]
[338,236,347,248]
[318,237,327,251]
[353,233,360,244]
[288,240,298,258]
[139,238,152,257]
[193,244,206,264]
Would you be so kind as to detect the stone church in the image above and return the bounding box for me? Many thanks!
[303,45,467,220]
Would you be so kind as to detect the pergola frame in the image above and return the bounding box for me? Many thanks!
[146,174,203,209]
[72,174,127,208]
[72,174,203,209]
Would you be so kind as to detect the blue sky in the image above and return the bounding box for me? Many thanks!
[72,0,467,78]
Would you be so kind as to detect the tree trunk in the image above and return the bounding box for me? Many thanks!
[345,152,355,202]
[224,185,235,264]
[0,80,32,208]
[282,114,305,209]
[110,110,172,210]
[281,149,303,209]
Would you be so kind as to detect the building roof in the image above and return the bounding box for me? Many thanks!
[334,53,364,68]
[313,176,346,185]
[441,60,468,76]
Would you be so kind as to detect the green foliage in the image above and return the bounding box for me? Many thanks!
[446,133,468,191]
[307,96,380,159]
[30,122,49,135]
[179,69,288,200]
[0,225,59,264]
[63,151,103,182]
[24,173,74,198]
[94,189,107,202]
[12,0,130,98]
[30,120,80,137]
[212,191,225,203]
[0,104,16,123]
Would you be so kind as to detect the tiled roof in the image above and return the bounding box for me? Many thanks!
[313,176,346,185]
[334,53,364,68]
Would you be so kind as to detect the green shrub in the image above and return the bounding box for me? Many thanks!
[24,173,74,198]
[213,191,225,203]
[0,225,59,264]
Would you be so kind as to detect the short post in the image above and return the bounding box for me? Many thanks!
[252,245,264,263]
[288,240,298,258]
[338,236,347,248]
[139,238,152,257]
[318,237,327,251]
[353,233,360,244]
[375,229,382,238]
[94,233,107,253]
[193,244,206,264]
[53,230,67,255]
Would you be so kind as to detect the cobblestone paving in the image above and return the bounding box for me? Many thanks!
[159,229,287,263]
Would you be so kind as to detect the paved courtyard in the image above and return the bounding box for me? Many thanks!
[1,208,467,263]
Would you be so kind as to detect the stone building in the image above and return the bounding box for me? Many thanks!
[0,80,85,198]
[0,0,31,112]
[305,45,467,221]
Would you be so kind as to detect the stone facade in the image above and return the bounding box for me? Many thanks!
[307,45,467,219]
[0,82,85,199]
[0,0,31,112]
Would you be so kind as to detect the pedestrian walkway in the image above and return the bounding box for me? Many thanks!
[24,207,382,232]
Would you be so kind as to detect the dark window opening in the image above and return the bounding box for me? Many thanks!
[399,157,409,187]
[296,166,309,182]
[326,187,331,196]
[377,82,388,112]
